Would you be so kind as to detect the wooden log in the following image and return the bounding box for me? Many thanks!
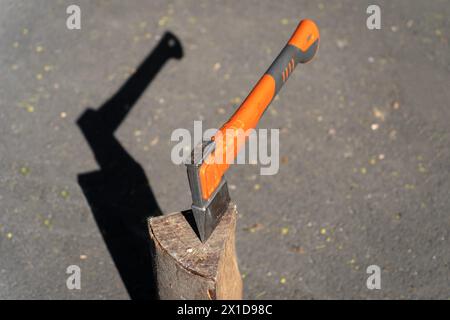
[148,203,242,300]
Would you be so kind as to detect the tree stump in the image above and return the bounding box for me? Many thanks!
[148,203,242,300]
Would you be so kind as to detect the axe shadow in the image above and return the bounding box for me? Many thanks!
[76,31,183,300]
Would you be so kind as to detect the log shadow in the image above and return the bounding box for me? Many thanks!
[76,32,183,300]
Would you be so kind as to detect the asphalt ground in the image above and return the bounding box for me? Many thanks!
[0,0,449,299]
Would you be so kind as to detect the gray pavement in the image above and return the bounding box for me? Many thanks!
[0,0,449,299]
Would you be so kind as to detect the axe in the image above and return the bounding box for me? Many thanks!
[186,20,320,242]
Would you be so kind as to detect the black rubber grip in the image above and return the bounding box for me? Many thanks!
[266,40,319,94]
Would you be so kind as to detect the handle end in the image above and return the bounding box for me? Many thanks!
[288,19,320,63]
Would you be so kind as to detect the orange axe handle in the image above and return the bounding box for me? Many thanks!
[199,19,320,200]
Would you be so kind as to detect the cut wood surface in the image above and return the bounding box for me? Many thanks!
[148,203,242,300]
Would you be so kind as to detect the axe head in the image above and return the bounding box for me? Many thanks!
[185,140,231,242]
